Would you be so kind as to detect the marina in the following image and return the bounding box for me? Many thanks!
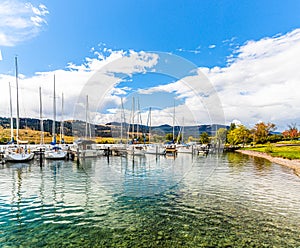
[0,141,213,164]
[0,152,300,247]
[0,2,299,247]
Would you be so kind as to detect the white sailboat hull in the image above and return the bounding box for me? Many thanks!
[45,150,67,160]
[177,145,193,154]
[126,145,145,156]
[75,150,99,158]
[144,145,166,155]
[5,152,34,162]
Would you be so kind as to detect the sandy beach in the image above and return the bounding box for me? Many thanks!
[236,150,300,177]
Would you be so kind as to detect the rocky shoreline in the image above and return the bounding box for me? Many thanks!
[236,150,300,177]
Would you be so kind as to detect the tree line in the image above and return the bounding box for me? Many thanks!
[167,122,299,146]
[215,122,299,146]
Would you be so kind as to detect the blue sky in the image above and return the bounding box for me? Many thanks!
[2,0,300,74]
[1,0,300,131]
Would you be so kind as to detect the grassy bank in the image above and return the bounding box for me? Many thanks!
[242,144,300,160]
[0,128,117,144]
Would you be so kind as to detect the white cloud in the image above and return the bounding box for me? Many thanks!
[0,50,159,125]
[175,47,201,54]
[136,70,223,126]
[1,29,300,131]
[203,28,300,130]
[208,44,216,49]
[132,29,300,130]
[0,0,49,46]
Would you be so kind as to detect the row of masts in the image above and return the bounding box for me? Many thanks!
[9,57,182,145]
[122,97,180,144]
[9,57,67,146]
[8,57,21,145]
[39,76,66,145]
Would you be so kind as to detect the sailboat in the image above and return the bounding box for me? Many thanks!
[176,117,193,154]
[5,57,34,162]
[9,82,14,144]
[31,86,48,154]
[39,86,45,146]
[72,95,102,158]
[165,101,177,155]
[126,97,146,156]
[144,107,166,155]
[45,76,67,160]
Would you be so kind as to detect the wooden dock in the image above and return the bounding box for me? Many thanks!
[165,145,177,155]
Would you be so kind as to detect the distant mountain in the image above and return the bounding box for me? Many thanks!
[0,117,228,138]
[0,117,73,136]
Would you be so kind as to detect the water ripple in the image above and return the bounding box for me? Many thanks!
[0,154,300,247]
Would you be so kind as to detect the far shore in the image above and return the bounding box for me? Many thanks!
[236,150,300,177]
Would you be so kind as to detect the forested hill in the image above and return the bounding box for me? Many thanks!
[0,117,228,138]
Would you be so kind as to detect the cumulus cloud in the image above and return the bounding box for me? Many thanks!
[0,0,49,46]
[1,29,299,131]
[203,28,300,130]
[135,72,223,126]
[175,47,201,54]
[129,29,300,129]
[0,50,159,124]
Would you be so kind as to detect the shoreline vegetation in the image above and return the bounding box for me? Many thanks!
[224,121,300,177]
[236,149,300,177]
[0,128,116,144]
[1,121,300,179]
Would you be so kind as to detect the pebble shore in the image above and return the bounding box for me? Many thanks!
[236,149,300,177]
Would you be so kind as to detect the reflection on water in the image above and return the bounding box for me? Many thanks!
[0,153,300,247]
[253,156,272,171]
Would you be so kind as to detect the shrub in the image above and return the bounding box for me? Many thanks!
[265,142,274,153]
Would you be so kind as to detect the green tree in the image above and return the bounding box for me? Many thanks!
[216,128,227,144]
[227,125,251,146]
[165,133,173,142]
[229,123,236,131]
[252,122,276,144]
[176,134,183,143]
[282,123,299,140]
[199,132,209,144]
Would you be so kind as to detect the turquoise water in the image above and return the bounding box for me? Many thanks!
[0,153,300,247]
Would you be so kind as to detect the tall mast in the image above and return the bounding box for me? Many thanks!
[137,99,144,143]
[85,95,91,139]
[39,86,44,145]
[85,95,88,139]
[146,107,152,143]
[15,56,20,144]
[9,82,14,143]
[182,117,184,144]
[132,97,135,141]
[172,101,175,143]
[149,107,152,143]
[120,97,125,143]
[60,92,64,143]
[137,98,140,141]
[52,75,56,144]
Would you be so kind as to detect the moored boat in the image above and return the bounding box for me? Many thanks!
[5,149,35,162]
[72,139,101,158]
[126,144,146,156]
[45,146,67,160]
[144,144,166,155]
[165,144,177,155]
[176,144,193,154]
[5,57,34,163]
[45,75,67,160]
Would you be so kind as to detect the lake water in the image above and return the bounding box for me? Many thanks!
[0,153,300,247]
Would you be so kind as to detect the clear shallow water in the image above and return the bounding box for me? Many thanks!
[0,153,300,247]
